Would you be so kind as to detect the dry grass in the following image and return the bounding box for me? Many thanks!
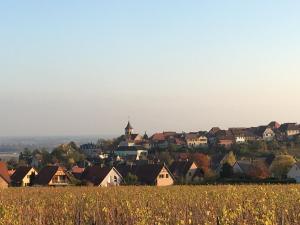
[0,185,300,225]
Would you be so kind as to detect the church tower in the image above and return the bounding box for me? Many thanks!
[125,121,133,137]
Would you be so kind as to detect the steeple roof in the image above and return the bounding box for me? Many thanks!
[125,121,133,130]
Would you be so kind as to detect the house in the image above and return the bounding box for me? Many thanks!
[10,166,38,187]
[150,133,169,149]
[287,162,300,183]
[81,166,123,187]
[114,145,148,160]
[252,126,275,141]
[268,121,281,130]
[71,166,85,180]
[116,164,174,186]
[229,128,247,143]
[34,166,70,186]
[0,162,10,188]
[279,123,300,139]
[233,160,254,176]
[211,152,237,175]
[8,169,16,176]
[169,161,203,183]
[215,130,234,148]
[207,127,221,144]
[80,143,102,157]
[185,132,208,148]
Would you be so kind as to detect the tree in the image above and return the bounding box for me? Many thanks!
[157,152,174,166]
[124,173,139,185]
[6,158,18,170]
[270,154,296,179]
[222,151,236,166]
[19,148,32,165]
[248,161,270,179]
[191,153,210,173]
[220,163,233,178]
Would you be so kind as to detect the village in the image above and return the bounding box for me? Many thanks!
[1,121,300,188]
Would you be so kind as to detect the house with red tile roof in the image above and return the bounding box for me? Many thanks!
[0,162,11,188]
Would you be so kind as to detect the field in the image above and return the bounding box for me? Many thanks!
[0,185,300,225]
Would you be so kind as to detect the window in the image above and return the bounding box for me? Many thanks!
[189,172,192,177]
[159,174,164,179]
[166,174,169,178]
[114,176,118,183]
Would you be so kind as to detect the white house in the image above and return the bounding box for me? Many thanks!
[287,162,300,183]
[185,133,208,148]
[263,128,276,141]
[114,145,148,160]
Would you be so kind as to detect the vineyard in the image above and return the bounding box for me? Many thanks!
[0,185,300,225]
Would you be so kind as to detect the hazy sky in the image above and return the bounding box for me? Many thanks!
[1,1,300,137]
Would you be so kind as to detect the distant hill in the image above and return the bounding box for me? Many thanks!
[0,135,116,153]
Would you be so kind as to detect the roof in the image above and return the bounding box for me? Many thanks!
[81,166,119,186]
[169,161,194,177]
[71,166,85,174]
[11,166,34,183]
[129,134,141,141]
[116,164,173,185]
[192,168,205,179]
[209,127,221,135]
[279,123,299,132]
[115,145,147,152]
[143,132,149,139]
[0,162,10,184]
[150,133,166,141]
[34,166,60,185]
[251,126,273,137]
[235,161,254,174]
[215,130,234,140]
[268,121,281,129]
[80,143,99,150]
[174,138,186,145]
[125,121,133,130]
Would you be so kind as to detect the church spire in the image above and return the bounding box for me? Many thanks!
[125,121,133,136]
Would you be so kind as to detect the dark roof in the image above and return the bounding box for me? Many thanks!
[250,126,273,137]
[116,164,172,185]
[235,161,254,174]
[34,166,59,185]
[279,123,299,132]
[215,130,234,140]
[80,143,99,150]
[169,161,194,177]
[11,166,34,183]
[209,127,221,135]
[229,128,248,137]
[81,166,116,186]
[143,132,149,139]
[192,168,205,179]
[115,145,147,152]
[125,121,133,130]
[0,162,10,184]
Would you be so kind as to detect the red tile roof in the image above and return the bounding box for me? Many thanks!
[0,162,11,184]
[151,133,166,141]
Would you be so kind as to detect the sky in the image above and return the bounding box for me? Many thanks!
[0,1,300,137]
